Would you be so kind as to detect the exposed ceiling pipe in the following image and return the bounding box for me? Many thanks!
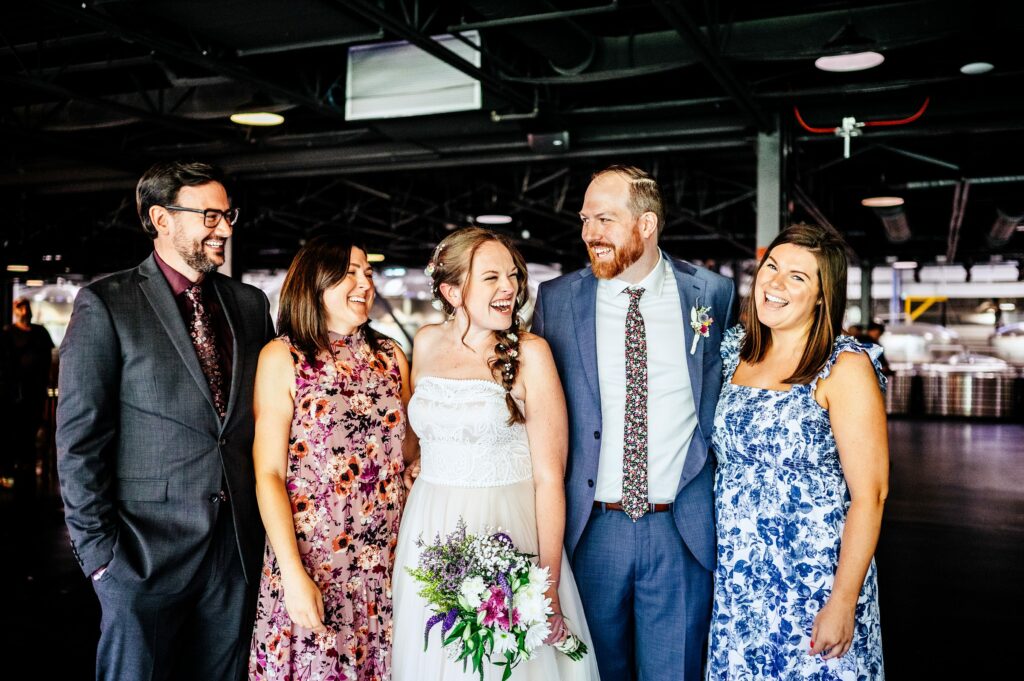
[652,0,770,132]
[0,73,229,140]
[892,175,1024,190]
[38,0,348,121]
[462,0,596,76]
[989,209,1024,247]
[500,0,963,85]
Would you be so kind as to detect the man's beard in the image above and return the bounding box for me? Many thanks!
[173,229,221,274]
[588,226,644,280]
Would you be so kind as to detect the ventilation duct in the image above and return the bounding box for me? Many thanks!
[988,208,1024,247]
[872,205,911,242]
[463,0,595,75]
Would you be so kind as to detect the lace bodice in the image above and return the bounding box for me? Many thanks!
[408,377,533,488]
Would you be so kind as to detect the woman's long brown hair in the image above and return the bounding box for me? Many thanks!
[277,234,382,363]
[740,222,849,385]
[429,227,530,424]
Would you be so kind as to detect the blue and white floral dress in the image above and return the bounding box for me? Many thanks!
[706,326,886,681]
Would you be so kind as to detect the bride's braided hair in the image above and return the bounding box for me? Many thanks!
[428,227,530,424]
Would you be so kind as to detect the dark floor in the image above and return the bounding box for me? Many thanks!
[3,420,1022,679]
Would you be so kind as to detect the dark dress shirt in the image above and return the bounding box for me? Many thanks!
[154,251,234,396]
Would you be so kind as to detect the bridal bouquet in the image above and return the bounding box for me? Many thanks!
[407,519,588,680]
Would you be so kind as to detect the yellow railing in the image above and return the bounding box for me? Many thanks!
[904,296,948,322]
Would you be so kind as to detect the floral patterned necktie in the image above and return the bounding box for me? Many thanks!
[621,286,648,521]
[184,283,227,419]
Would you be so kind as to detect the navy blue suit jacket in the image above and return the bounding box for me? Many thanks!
[532,253,736,571]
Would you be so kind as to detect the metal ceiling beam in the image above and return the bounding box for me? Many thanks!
[0,121,141,172]
[337,0,535,111]
[651,0,771,132]
[666,211,755,256]
[0,73,228,142]
[0,136,751,191]
[38,0,346,121]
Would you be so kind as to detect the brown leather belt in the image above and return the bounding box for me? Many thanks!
[594,501,672,513]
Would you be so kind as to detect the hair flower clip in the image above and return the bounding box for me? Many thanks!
[425,242,446,277]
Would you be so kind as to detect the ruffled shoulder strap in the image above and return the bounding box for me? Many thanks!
[720,324,745,380]
[809,335,887,394]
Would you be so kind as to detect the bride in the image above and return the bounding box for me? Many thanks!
[391,227,600,680]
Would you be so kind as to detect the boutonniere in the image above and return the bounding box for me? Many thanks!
[689,301,713,355]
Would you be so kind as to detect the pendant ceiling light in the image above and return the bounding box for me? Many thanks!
[230,94,286,126]
[814,22,884,73]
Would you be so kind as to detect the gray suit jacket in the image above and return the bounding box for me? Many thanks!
[532,253,736,571]
[57,253,275,594]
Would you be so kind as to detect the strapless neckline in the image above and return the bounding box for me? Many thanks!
[416,375,504,391]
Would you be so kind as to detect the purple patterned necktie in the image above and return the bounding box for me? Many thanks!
[184,283,227,419]
[622,286,648,521]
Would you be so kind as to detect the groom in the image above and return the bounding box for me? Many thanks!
[532,165,736,681]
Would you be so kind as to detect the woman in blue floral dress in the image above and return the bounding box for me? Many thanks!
[707,223,888,680]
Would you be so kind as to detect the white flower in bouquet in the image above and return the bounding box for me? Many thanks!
[512,563,551,625]
[492,629,517,656]
[524,620,552,652]
[457,575,487,610]
[513,585,550,625]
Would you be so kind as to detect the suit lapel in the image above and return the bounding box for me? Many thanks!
[212,275,242,425]
[570,272,601,405]
[137,254,218,416]
[670,258,707,413]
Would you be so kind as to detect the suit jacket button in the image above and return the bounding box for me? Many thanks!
[587,479,594,487]
[593,431,600,440]
[219,437,227,446]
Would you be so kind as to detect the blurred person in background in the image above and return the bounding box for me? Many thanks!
[0,297,54,497]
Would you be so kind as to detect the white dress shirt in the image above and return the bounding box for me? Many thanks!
[594,252,698,504]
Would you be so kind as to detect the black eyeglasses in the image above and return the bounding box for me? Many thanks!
[162,205,240,228]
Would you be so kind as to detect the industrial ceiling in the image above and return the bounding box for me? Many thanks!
[2,0,1022,276]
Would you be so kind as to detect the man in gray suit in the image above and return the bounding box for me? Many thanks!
[57,161,275,680]
[532,165,736,680]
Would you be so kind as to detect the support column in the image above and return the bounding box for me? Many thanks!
[756,116,785,260]
[890,266,902,325]
[860,263,873,325]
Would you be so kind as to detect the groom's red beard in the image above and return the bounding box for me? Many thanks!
[587,226,644,279]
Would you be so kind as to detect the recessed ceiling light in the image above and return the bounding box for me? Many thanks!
[367,253,385,263]
[475,214,513,225]
[6,264,29,272]
[861,196,905,208]
[25,279,44,287]
[229,111,285,126]
[891,261,918,270]
[999,302,1016,311]
[815,51,884,72]
[960,62,994,75]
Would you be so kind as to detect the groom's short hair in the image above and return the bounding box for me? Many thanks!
[592,164,666,236]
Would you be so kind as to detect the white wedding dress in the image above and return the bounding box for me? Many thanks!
[392,377,600,681]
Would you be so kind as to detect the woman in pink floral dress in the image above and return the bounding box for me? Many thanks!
[249,235,411,681]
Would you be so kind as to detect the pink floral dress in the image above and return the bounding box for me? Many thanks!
[249,331,406,681]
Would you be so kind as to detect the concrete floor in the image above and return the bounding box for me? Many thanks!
[3,419,1021,679]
